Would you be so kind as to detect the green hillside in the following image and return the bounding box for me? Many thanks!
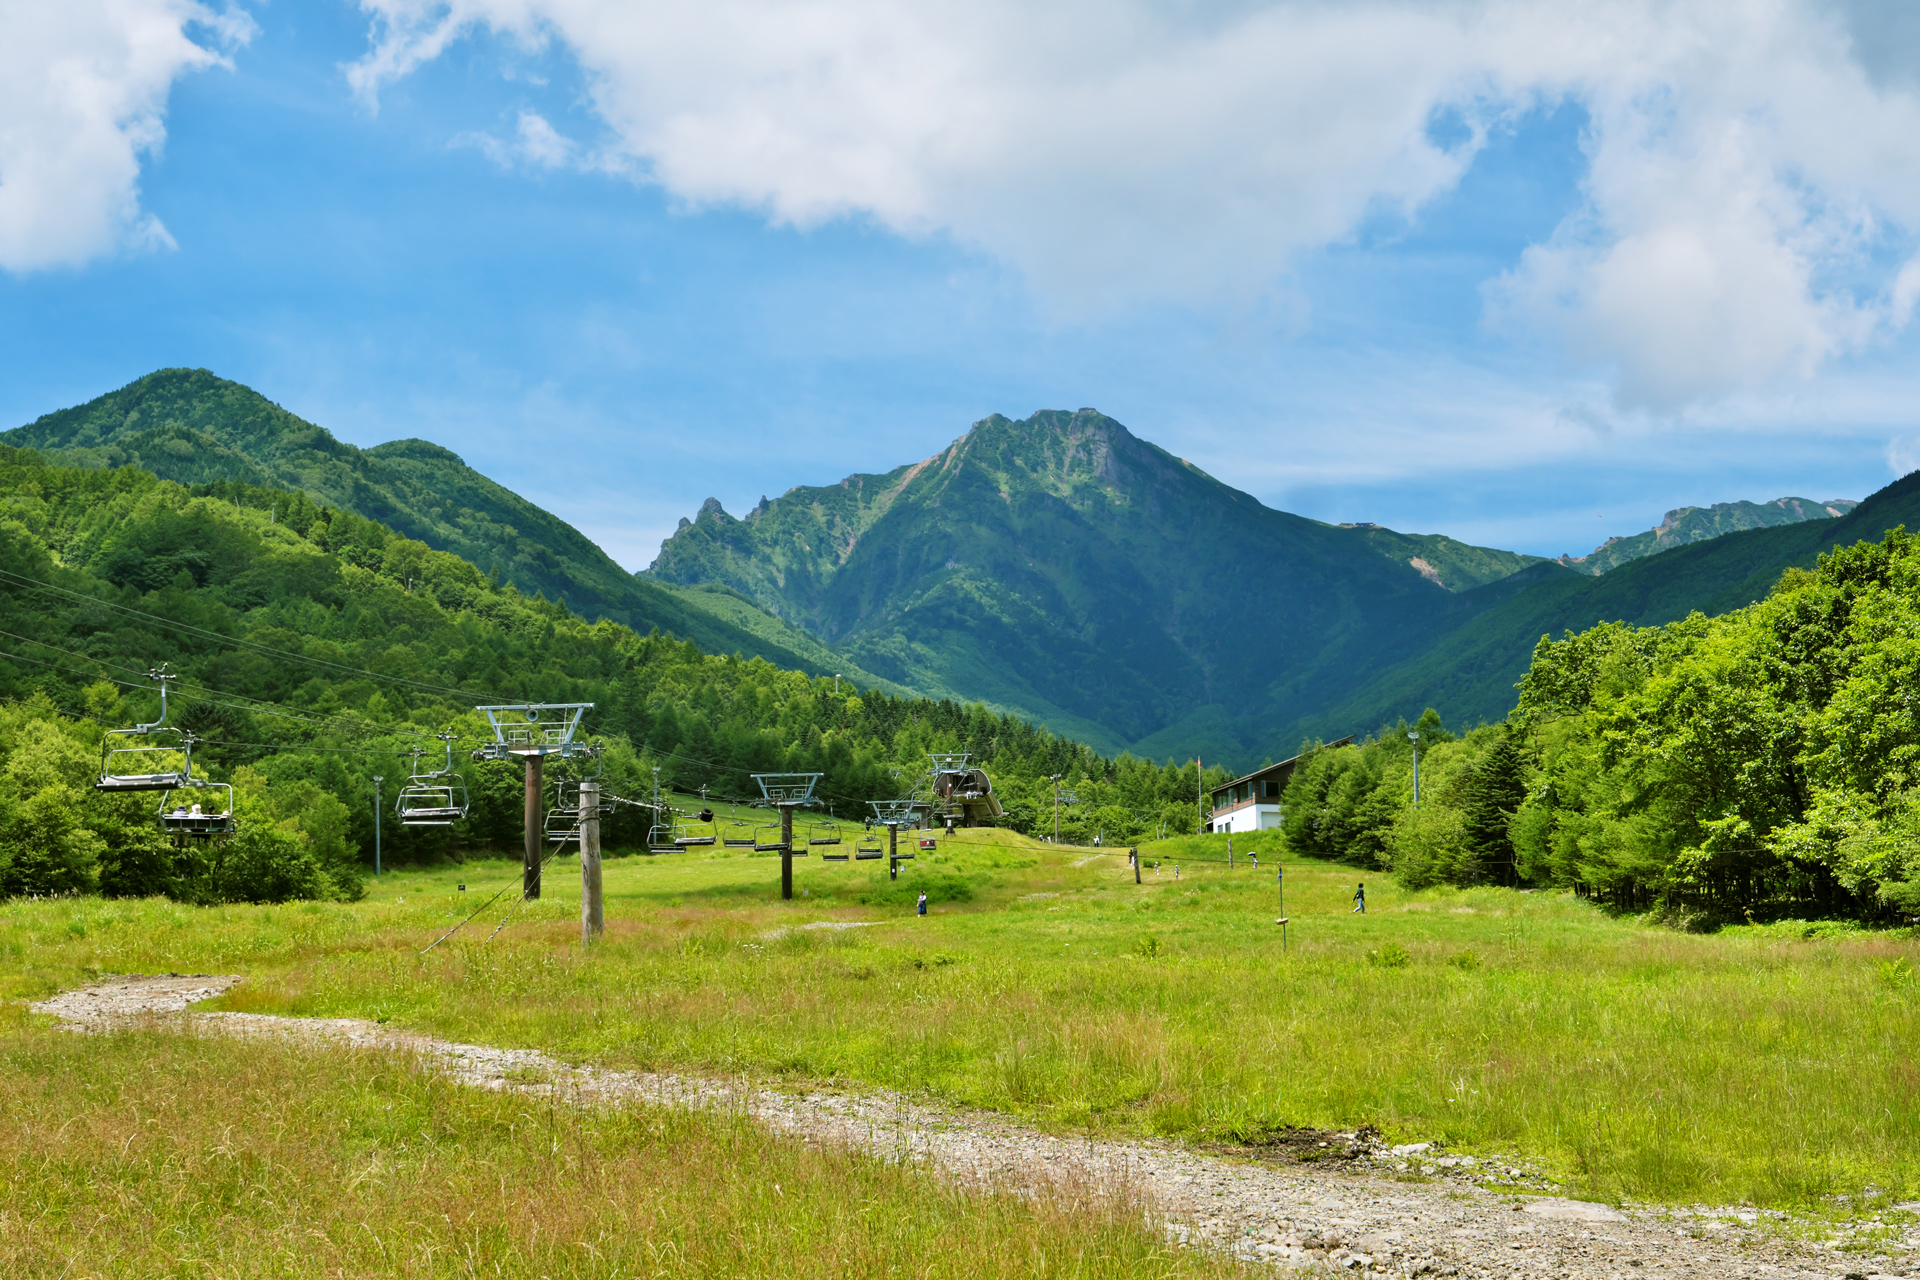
[0,446,1226,899]
[1326,470,1920,734]
[1560,495,1857,575]
[3,369,893,687]
[646,409,1543,759]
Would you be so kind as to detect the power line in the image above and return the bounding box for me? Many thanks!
[0,565,506,703]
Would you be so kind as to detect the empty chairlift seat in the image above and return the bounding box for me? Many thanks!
[97,669,189,792]
[854,837,884,860]
[807,823,841,846]
[723,822,756,848]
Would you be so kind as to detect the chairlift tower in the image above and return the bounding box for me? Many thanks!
[870,799,919,881]
[752,772,822,901]
[473,703,594,900]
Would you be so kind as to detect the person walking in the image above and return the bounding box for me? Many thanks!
[1250,852,1259,872]
[1174,864,1181,880]
[1352,881,1366,914]
[917,891,928,916]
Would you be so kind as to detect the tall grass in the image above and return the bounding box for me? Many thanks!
[8,831,1919,1209]
[0,1019,1245,1279]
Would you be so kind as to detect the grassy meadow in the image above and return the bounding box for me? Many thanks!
[0,1016,1237,1279]
[7,809,1920,1218]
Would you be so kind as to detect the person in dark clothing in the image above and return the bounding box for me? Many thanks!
[1352,882,1366,914]
[916,891,928,916]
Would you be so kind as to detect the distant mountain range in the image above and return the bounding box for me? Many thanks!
[644,408,1549,757]
[1558,496,1857,575]
[0,369,908,694]
[10,371,1908,768]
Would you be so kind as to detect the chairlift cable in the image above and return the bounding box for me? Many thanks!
[0,566,509,702]
[0,624,453,742]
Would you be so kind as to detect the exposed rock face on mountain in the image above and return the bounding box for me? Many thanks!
[1559,497,1858,575]
[647,409,1544,757]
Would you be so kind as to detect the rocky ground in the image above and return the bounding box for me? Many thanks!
[31,973,1920,1280]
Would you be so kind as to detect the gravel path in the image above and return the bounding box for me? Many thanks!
[31,973,1919,1280]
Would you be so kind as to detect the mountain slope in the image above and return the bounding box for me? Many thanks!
[5,368,897,687]
[646,409,1543,758]
[1559,495,1858,575]
[1329,471,1920,734]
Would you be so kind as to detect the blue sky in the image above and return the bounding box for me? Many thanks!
[4,0,1920,570]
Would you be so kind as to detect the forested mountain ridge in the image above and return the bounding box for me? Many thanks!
[646,408,1544,759]
[0,446,1218,901]
[1324,469,1920,737]
[1558,495,1857,575]
[3,368,900,690]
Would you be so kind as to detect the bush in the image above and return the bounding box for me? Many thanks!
[1367,941,1412,968]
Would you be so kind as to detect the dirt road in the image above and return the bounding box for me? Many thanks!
[32,974,1917,1280]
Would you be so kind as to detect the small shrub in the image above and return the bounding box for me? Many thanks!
[1134,933,1161,959]
[1447,949,1482,970]
[1367,941,1413,968]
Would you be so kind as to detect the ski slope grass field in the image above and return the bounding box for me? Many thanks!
[8,823,1920,1224]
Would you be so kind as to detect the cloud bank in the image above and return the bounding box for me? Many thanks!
[350,0,1920,410]
[0,1,252,272]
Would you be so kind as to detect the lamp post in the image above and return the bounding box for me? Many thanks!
[1050,774,1062,843]
[1408,732,1420,809]
[373,776,383,877]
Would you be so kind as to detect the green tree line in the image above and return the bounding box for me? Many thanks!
[1280,527,1920,924]
[0,448,1226,902]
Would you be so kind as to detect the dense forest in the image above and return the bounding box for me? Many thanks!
[1281,527,1920,923]
[0,447,1221,902]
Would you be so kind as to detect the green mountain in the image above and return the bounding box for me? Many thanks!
[645,409,1544,759]
[4,368,903,691]
[1328,471,1920,735]
[1558,495,1858,574]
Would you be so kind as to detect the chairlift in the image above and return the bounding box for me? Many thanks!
[723,820,756,848]
[395,733,470,826]
[97,667,190,792]
[648,823,679,854]
[821,848,850,861]
[754,823,784,852]
[854,836,884,860]
[158,782,235,843]
[807,822,841,847]
[546,806,582,844]
[674,822,716,847]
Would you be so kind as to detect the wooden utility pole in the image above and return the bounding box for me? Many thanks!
[889,820,899,880]
[524,753,543,899]
[579,779,602,943]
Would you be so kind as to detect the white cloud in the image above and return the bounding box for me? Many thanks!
[349,0,1920,408]
[0,1,253,272]
[454,109,580,169]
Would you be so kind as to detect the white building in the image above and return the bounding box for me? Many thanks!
[1206,736,1353,834]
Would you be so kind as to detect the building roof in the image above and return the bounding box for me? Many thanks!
[1208,735,1355,801]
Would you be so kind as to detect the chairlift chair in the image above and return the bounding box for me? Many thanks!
[545,807,582,844]
[395,733,471,826]
[723,820,756,848]
[97,668,190,792]
[648,823,679,854]
[673,822,716,848]
[756,822,803,854]
[854,836,884,860]
[807,822,841,847]
[158,783,235,843]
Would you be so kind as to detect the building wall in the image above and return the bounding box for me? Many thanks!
[1211,803,1282,834]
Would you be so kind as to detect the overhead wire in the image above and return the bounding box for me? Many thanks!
[0,565,508,703]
